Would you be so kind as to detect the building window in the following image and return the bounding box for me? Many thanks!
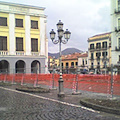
[96,52,101,60]
[62,63,63,68]
[118,38,120,47]
[102,42,107,48]
[15,19,23,27]
[86,59,87,64]
[31,38,38,52]
[76,62,78,66]
[31,20,38,29]
[0,17,7,26]
[71,62,74,68]
[118,19,120,29]
[0,36,7,50]
[103,62,107,68]
[96,43,101,49]
[66,62,69,68]
[82,59,84,65]
[102,52,107,57]
[91,53,94,59]
[16,37,23,51]
[97,62,100,69]
[118,0,120,11]
[91,63,94,69]
[90,44,94,49]
[96,52,101,57]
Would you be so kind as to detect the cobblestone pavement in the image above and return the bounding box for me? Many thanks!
[0,87,120,120]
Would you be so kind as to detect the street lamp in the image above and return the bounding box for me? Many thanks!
[50,20,71,97]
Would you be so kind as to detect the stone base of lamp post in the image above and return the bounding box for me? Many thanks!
[57,78,65,97]
[50,88,57,90]
[72,92,82,95]
[58,92,65,97]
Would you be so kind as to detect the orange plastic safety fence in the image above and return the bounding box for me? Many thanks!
[63,74,76,89]
[77,75,112,94]
[37,74,53,86]
[0,74,6,81]
[14,74,24,83]
[23,74,37,84]
[6,74,14,82]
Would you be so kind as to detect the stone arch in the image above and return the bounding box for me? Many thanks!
[15,60,26,73]
[31,60,41,73]
[0,60,9,73]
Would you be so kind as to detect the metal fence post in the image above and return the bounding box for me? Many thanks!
[72,67,81,95]
[111,64,114,98]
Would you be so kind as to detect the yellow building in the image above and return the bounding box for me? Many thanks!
[78,53,88,73]
[55,59,59,67]
[48,56,59,73]
[88,32,111,74]
[61,53,81,74]
[111,0,120,66]
[0,1,48,74]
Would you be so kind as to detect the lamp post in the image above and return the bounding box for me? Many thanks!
[50,20,71,97]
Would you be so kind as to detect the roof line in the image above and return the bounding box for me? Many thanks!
[0,1,45,10]
[89,32,111,39]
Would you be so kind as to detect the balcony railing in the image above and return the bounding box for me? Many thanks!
[102,57,109,62]
[90,57,94,60]
[89,47,108,51]
[115,26,120,32]
[101,47,107,50]
[31,52,40,56]
[89,67,94,70]
[16,51,25,55]
[97,65,100,69]
[115,8,120,14]
[96,47,101,50]
[0,51,9,55]
[97,57,100,60]
[115,46,120,51]
[117,61,120,64]
[89,48,95,51]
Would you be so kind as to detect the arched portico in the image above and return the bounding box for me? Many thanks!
[0,60,9,73]
[15,60,26,73]
[31,60,41,73]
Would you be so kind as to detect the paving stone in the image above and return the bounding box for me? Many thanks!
[0,87,120,120]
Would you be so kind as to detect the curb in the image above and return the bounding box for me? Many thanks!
[16,87,50,93]
[80,99,120,115]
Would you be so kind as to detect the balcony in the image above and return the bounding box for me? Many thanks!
[81,65,85,67]
[16,51,25,55]
[70,66,75,69]
[89,48,95,51]
[115,26,120,32]
[65,66,69,69]
[117,61,120,64]
[102,57,109,62]
[115,46,120,51]
[96,47,101,50]
[0,51,9,55]
[31,52,40,56]
[89,67,94,70]
[90,57,94,60]
[97,57,100,60]
[101,47,108,50]
[115,8,120,14]
[97,65,100,69]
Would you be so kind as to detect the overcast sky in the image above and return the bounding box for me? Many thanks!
[2,0,111,53]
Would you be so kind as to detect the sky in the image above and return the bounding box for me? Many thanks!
[2,0,111,53]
